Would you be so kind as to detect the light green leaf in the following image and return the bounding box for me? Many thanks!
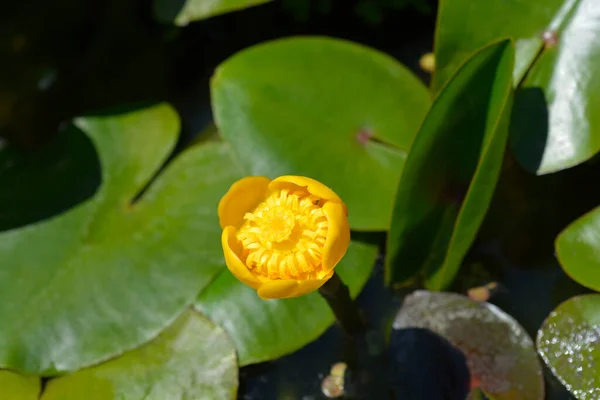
[153,0,273,26]
[434,0,600,174]
[0,104,241,374]
[395,291,544,400]
[211,36,430,231]
[386,40,514,289]
[537,294,600,400]
[556,206,600,291]
[0,370,40,400]
[41,310,238,400]
[195,239,378,366]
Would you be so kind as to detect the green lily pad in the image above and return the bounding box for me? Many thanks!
[195,239,378,366]
[0,370,40,400]
[211,36,430,231]
[386,40,514,289]
[556,206,600,291]
[434,0,600,174]
[153,0,273,26]
[41,309,238,400]
[537,294,600,400]
[394,291,544,400]
[0,104,241,375]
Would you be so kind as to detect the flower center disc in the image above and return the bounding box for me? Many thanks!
[261,208,296,243]
[236,189,329,280]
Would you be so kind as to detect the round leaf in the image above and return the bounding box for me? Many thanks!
[0,370,40,400]
[211,36,430,231]
[434,0,600,174]
[386,40,514,289]
[0,104,241,374]
[41,310,238,400]
[394,291,544,400]
[537,295,600,400]
[556,206,600,291]
[195,239,378,366]
[153,0,273,26]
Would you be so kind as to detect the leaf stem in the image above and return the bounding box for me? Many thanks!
[318,272,365,335]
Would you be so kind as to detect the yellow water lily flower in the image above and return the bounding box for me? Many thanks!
[218,175,350,300]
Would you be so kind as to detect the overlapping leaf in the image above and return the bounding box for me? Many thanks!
[386,40,514,289]
[153,0,273,26]
[434,0,600,174]
[556,206,600,291]
[394,291,544,400]
[0,370,40,400]
[41,310,238,400]
[537,294,600,400]
[211,36,430,231]
[0,104,239,374]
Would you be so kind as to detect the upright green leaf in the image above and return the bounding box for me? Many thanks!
[556,206,600,291]
[395,291,544,400]
[0,370,40,400]
[434,0,600,174]
[537,295,600,400]
[386,40,514,289]
[195,239,378,366]
[0,104,241,375]
[41,310,238,400]
[153,0,273,26]
[211,36,430,231]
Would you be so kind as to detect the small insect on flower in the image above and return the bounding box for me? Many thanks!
[218,176,350,299]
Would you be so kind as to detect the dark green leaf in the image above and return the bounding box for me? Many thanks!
[0,370,40,400]
[0,104,241,374]
[537,294,600,399]
[41,310,238,400]
[386,40,514,289]
[434,0,600,174]
[195,239,378,366]
[556,206,600,291]
[211,36,430,231]
[394,291,544,400]
[153,0,273,26]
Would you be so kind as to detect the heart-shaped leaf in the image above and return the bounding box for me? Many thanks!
[537,294,600,400]
[0,370,40,400]
[153,0,273,26]
[556,206,600,291]
[41,309,238,400]
[394,291,544,400]
[0,104,241,375]
[434,0,600,174]
[211,36,430,231]
[386,39,514,289]
[195,239,378,366]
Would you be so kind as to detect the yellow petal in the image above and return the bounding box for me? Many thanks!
[222,226,261,289]
[270,176,345,209]
[257,275,332,299]
[321,202,351,271]
[218,176,270,229]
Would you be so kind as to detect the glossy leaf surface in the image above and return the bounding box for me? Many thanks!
[212,36,430,231]
[386,40,514,289]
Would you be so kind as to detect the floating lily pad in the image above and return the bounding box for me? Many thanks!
[386,40,514,289]
[394,291,544,400]
[195,239,378,366]
[434,0,600,174]
[41,310,238,400]
[537,294,600,400]
[0,370,40,400]
[211,36,430,231]
[154,0,273,26]
[0,104,241,374]
[556,206,600,291]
